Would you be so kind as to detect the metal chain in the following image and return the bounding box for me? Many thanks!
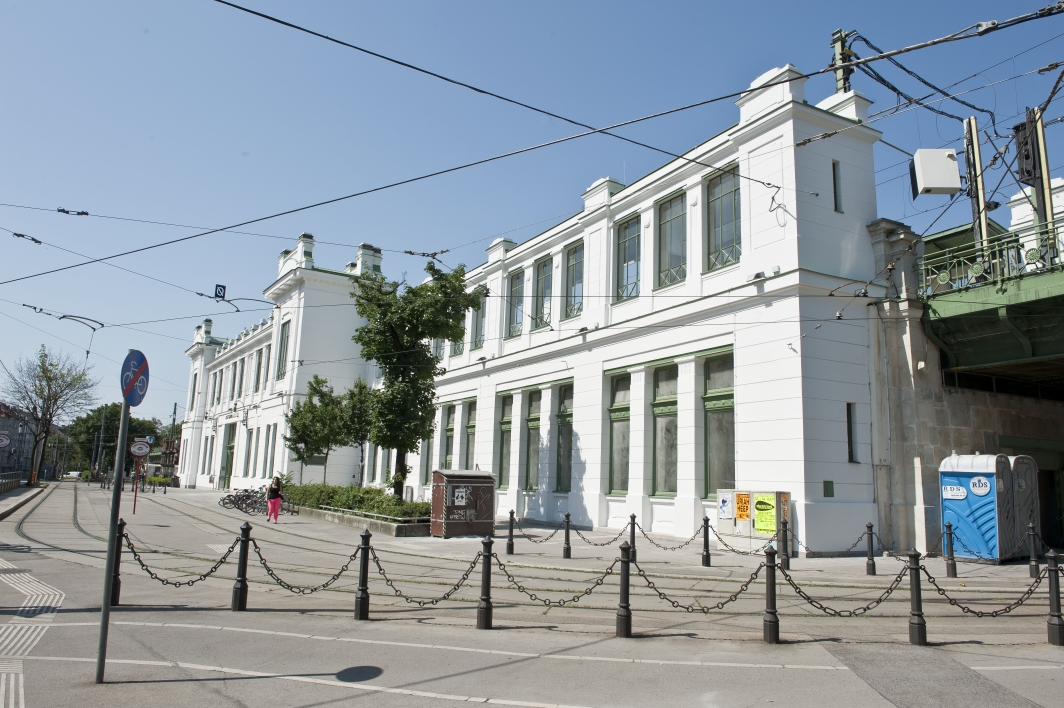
[251,539,359,594]
[635,523,701,552]
[922,565,1048,618]
[778,563,908,617]
[123,533,238,587]
[952,530,1030,562]
[513,517,565,544]
[370,547,480,607]
[574,523,629,547]
[892,533,947,563]
[708,524,777,556]
[872,530,891,552]
[634,559,765,612]
[492,552,618,607]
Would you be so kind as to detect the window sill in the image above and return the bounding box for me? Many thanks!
[653,278,686,293]
[701,261,740,277]
[606,492,628,498]
[612,295,639,307]
[651,492,677,499]
[530,325,551,333]
[553,490,570,495]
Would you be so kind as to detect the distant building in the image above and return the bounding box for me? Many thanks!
[0,402,33,478]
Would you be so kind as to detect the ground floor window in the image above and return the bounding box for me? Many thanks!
[556,419,573,492]
[420,438,432,485]
[609,418,629,493]
[653,413,678,494]
[703,353,735,497]
[498,428,511,489]
[525,424,541,490]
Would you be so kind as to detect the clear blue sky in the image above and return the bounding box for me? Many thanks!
[2,1,1063,422]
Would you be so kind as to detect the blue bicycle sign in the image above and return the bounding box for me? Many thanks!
[120,350,150,407]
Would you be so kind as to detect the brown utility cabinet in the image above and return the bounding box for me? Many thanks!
[430,470,496,538]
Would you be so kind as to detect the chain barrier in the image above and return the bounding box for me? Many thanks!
[871,530,891,552]
[124,533,238,587]
[634,560,765,612]
[891,533,946,562]
[513,517,565,544]
[492,553,618,607]
[574,523,630,547]
[779,563,908,617]
[952,530,1030,562]
[635,523,702,552]
[370,547,480,607]
[922,565,1048,617]
[251,539,359,594]
[708,524,777,556]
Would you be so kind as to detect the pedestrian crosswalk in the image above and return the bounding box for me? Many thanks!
[0,557,65,708]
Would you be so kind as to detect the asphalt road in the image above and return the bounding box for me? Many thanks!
[0,480,1061,707]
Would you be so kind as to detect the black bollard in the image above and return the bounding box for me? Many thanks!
[354,529,372,620]
[866,523,876,576]
[1030,523,1040,579]
[764,546,779,644]
[944,522,957,579]
[701,516,711,568]
[231,522,251,611]
[563,512,572,559]
[477,536,493,630]
[908,549,927,646]
[616,541,632,638]
[506,510,515,555]
[630,513,637,564]
[111,518,126,606]
[1048,551,1063,646]
[779,520,790,571]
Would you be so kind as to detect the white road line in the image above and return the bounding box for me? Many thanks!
[972,665,1064,671]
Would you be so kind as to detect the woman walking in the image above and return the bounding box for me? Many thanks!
[266,477,283,523]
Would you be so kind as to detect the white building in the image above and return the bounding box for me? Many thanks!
[179,234,381,490]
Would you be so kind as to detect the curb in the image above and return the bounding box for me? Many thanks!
[0,486,46,522]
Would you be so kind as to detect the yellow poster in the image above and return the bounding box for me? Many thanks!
[735,493,750,521]
[753,493,776,535]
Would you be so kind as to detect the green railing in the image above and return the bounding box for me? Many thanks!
[919,222,1062,298]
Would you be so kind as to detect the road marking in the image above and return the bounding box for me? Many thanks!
[206,544,230,555]
[0,557,65,708]
[971,665,1064,671]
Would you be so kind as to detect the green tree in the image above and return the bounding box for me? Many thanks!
[282,375,347,485]
[343,377,376,487]
[1,345,98,485]
[351,262,483,496]
[65,403,163,476]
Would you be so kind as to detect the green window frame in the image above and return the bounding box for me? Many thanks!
[525,391,541,490]
[464,402,477,469]
[532,259,552,330]
[262,344,271,385]
[506,271,524,338]
[276,320,290,380]
[450,340,465,356]
[657,194,687,287]
[564,243,584,319]
[443,405,456,469]
[705,168,741,272]
[252,349,262,393]
[608,375,631,494]
[497,395,513,489]
[555,385,574,492]
[652,366,678,496]
[236,357,245,398]
[433,339,445,358]
[703,354,735,499]
[471,291,486,349]
[616,217,641,301]
[420,438,432,485]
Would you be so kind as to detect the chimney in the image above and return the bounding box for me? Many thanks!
[203,318,213,336]
[581,177,624,211]
[353,243,383,276]
[295,232,314,268]
[486,237,516,264]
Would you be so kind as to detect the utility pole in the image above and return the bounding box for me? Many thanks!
[95,405,107,478]
[61,434,68,477]
[1015,107,1057,264]
[964,116,990,259]
[831,29,853,94]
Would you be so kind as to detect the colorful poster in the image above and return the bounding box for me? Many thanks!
[753,493,776,535]
[718,492,734,519]
[735,493,750,521]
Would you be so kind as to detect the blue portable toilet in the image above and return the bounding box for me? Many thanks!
[939,454,1040,562]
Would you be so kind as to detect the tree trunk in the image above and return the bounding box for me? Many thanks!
[30,433,47,486]
[358,442,365,488]
[323,447,330,486]
[392,449,406,497]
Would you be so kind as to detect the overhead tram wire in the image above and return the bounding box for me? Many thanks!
[4,7,1062,288]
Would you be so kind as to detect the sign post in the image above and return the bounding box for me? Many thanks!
[96,350,148,684]
[129,441,151,515]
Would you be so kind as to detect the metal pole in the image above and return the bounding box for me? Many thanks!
[354,529,372,620]
[616,541,631,638]
[563,512,571,559]
[701,516,711,568]
[866,522,876,576]
[779,519,790,571]
[477,536,493,630]
[506,510,515,555]
[629,513,637,564]
[908,549,927,646]
[944,522,957,578]
[95,406,107,482]
[132,458,140,514]
[1030,523,1040,579]
[231,522,251,611]
[110,519,125,606]
[95,401,130,684]
[763,546,779,644]
[1047,550,1063,646]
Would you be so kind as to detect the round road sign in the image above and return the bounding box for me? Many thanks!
[0,433,10,450]
[120,350,150,407]
[129,441,151,458]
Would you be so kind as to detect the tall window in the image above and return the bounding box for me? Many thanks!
[609,375,631,493]
[420,438,432,485]
[616,217,641,300]
[242,429,253,477]
[261,424,271,478]
[252,427,260,478]
[847,402,858,462]
[564,243,584,318]
[200,434,211,476]
[471,291,486,349]
[464,402,477,469]
[228,365,236,400]
[188,373,198,411]
[658,194,687,287]
[209,372,217,406]
[433,339,445,358]
[268,425,277,477]
[703,354,735,497]
[262,344,271,385]
[444,406,456,469]
[236,358,245,398]
[450,339,465,356]
[507,271,524,338]
[497,395,513,488]
[653,366,678,495]
[706,169,741,271]
[525,391,541,490]
[253,350,262,393]
[276,321,290,380]
[532,259,552,330]
[832,160,843,213]
[556,385,574,492]
[368,443,377,482]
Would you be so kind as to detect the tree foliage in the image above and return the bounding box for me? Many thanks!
[283,375,349,485]
[65,403,163,474]
[1,345,98,484]
[351,261,483,495]
[343,376,376,486]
